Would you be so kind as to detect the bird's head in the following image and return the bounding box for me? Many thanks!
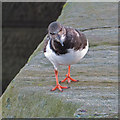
[48,21,66,46]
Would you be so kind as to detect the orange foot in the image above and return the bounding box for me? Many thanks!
[60,65,79,83]
[60,74,79,83]
[51,70,70,92]
[50,84,70,92]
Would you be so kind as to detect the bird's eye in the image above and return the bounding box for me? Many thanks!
[59,28,62,32]
[50,32,55,35]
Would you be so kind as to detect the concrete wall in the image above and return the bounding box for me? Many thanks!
[2,2,65,94]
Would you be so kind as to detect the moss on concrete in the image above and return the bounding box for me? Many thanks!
[1,2,118,118]
[2,83,78,118]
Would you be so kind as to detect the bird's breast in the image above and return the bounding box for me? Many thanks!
[44,40,89,66]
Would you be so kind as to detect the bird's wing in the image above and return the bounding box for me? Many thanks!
[75,29,87,50]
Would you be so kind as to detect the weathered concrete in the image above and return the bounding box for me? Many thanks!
[1,2,118,119]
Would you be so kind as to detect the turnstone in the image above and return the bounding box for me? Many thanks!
[44,21,88,92]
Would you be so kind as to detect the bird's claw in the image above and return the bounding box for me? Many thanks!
[50,84,70,92]
[60,75,79,83]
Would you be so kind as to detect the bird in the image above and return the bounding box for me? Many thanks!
[44,21,89,92]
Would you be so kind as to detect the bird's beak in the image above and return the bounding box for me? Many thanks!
[59,39,64,46]
[57,34,64,46]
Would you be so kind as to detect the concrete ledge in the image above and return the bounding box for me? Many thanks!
[1,2,118,118]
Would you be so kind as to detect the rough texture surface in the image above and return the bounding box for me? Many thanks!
[1,2,118,118]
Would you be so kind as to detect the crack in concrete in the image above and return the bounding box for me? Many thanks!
[78,25,120,32]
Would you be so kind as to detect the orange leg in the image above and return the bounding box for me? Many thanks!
[60,65,79,83]
[51,70,70,92]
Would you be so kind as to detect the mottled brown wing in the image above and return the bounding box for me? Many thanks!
[75,29,87,50]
